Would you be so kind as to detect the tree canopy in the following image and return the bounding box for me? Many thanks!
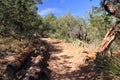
[0,0,42,36]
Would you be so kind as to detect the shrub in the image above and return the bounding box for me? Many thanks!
[95,53,120,80]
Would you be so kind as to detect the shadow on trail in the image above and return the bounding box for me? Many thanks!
[50,60,103,80]
[45,38,103,80]
[60,55,73,59]
[47,40,63,55]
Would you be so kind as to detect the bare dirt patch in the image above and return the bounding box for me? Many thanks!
[41,38,102,80]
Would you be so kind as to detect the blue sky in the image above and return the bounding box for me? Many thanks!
[37,0,100,18]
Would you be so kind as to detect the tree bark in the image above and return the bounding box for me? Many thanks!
[22,55,43,80]
[97,21,120,53]
[5,47,33,77]
[82,21,120,58]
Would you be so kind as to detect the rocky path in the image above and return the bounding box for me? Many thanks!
[41,38,100,80]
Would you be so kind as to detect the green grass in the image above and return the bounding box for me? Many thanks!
[94,53,120,80]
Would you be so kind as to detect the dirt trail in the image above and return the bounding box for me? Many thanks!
[41,38,100,80]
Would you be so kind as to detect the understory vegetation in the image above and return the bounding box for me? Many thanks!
[0,0,120,80]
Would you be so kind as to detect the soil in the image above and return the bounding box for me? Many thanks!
[0,38,103,80]
[41,38,102,80]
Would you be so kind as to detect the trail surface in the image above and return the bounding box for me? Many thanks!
[41,38,100,80]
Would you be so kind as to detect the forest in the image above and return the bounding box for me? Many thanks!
[0,0,120,80]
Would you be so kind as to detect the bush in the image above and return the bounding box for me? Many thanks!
[95,53,120,80]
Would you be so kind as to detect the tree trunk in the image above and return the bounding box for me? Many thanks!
[97,21,120,53]
[5,47,33,77]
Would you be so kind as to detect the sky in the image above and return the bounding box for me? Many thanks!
[37,0,100,18]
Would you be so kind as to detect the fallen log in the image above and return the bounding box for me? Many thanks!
[3,39,49,80]
[4,47,33,78]
[0,56,15,64]
[0,59,10,64]
[22,55,43,80]
[0,70,3,78]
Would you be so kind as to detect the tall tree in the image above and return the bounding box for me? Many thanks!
[51,13,86,39]
[86,5,114,42]
[41,13,57,37]
[0,0,42,36]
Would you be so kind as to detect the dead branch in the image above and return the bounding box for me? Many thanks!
[4,47,33,77]
[23,55,44,80]
[82,21,120,58]
[97,21,120,53]
[0,59,10,64]
[103,0,120,19]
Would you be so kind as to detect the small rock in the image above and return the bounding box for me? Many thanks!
[14,49,20,53]
[5,56,15,61]
[0,45,9,52]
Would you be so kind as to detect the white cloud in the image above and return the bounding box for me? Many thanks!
[38,8,56,16]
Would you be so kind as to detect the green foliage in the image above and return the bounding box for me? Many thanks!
[108,57,120,79]
[41,13,86,39]
[91,1,120,80]
[0,0,42,37]
[95,53,120,80]
[41,13,57,37]
[47,13,87,40]
[43,13,56,23]
[86,7,114,42]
